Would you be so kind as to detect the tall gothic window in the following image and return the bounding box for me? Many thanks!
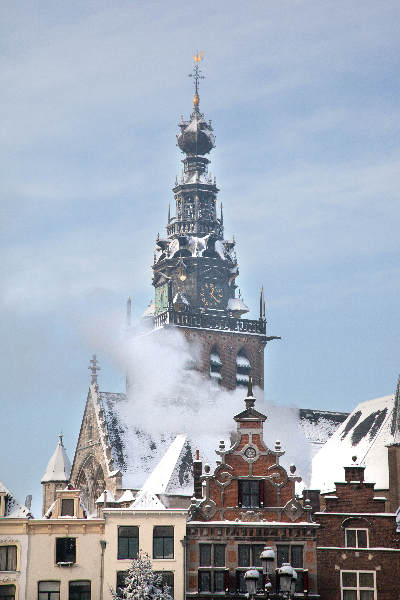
[209,346,222,385]
[236,349,251,387]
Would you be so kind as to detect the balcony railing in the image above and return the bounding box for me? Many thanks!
[154,309,266,335]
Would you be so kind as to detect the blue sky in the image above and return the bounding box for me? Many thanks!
[1,1,399,516]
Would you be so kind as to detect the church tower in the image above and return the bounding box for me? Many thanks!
[150,55,278,390]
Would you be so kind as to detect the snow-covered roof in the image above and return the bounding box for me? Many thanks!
[228,297,249,316]
[299,408,349,447]
[96,490,116,504]
[130,436,190,510]
[41,435,71,483]
[311,394,395,492]
[0,480,31,518]
[117,489,135,503]
[97,391,193,493]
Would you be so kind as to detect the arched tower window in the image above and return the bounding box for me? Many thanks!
[209,346,222,385]
[236,349,251,387]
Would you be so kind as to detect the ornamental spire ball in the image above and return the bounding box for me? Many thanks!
[177,53,215,156]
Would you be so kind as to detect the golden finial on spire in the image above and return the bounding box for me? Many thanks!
[189,51,205,111]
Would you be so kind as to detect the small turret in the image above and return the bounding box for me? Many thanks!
[41,435,71,516]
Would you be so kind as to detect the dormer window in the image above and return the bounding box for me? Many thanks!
[345,528,368,548]
[61,499,75,517]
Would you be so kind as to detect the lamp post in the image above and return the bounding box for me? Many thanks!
[244,547,297,600]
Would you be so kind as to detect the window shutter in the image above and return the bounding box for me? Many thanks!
[238,481,242,508]
[224,569,230,593]
[259,480,264,507]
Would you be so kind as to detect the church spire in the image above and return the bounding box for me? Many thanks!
[41,435,71,483]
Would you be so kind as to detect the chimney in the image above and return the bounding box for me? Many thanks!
[193,449,203,499]
[344,457,365,483]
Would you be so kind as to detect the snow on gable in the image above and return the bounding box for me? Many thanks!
[0,480,31,518]
[311,394,395,492]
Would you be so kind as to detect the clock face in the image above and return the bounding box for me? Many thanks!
[200,282,225,308]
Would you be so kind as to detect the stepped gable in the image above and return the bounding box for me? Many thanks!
[0,480,31,518]
[311,394,395,492]
[299,408,349,446]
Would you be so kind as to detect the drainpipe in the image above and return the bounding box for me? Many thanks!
[100,539,107,600]
[181,535,187,600]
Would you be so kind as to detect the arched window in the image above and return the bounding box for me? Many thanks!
[209,346,222,385]
[236,349,251,387]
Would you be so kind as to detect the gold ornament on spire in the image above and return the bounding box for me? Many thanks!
[189,51,205,112]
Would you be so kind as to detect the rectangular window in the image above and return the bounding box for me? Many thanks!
[200,544,211,566]
[238,545,251,567]
[213,545,225,567]
[252,544,265,568]
[277,545,290,567]
[116,571,128,595]
[238,480,260,508]
[118,526,139,560]
[345,529,369,549]
[341,570,375,600]
[198,571,211,592]
[0,546,17,571]
[56,538,76,564]
[0,586,16,600]
[153,526,174,559]
[69,581,91,600]
[214,571,225,592]
[154,571,174,598]
[61,499,75,517]
[38,581,60,600]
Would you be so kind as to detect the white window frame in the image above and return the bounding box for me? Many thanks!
[340,569,376,600]
[344,528,369,548]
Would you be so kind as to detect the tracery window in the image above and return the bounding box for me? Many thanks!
[236,349,251,387]
[75,455,105,515]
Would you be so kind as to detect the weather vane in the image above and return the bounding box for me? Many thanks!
[189,51,204,111]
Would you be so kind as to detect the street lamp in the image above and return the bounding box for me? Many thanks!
[244,568,260,598]
[260,546,275,576]
[276,563,297,598]
[245,551,297,600]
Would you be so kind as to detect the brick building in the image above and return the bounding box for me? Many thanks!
[186,380,319,598]
[315,461,400,599]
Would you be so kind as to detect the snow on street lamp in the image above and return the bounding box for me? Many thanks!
[260,546,275,576]
[277,563,296,598]
[244,568,260,599]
